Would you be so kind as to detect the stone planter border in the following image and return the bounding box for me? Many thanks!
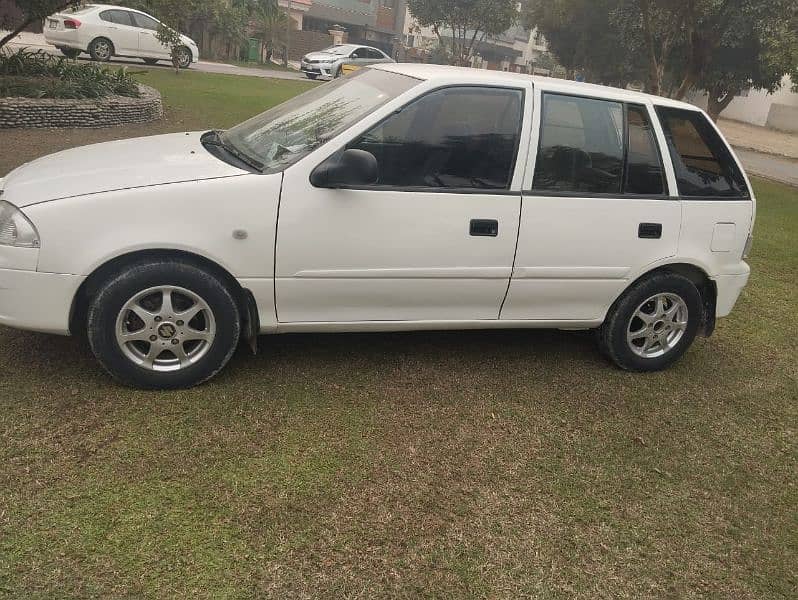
[0,84,163,128]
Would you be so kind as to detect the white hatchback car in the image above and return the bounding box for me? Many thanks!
[43,3,199,68]
[0,65,754,389]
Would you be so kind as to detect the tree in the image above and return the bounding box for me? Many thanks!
[524,0,798,119]
[0,1,79,50]
[522,0,643,86]
[252,2,293,64]
[407,0,519,66]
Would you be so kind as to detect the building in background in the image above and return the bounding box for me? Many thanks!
[298,0,406,54]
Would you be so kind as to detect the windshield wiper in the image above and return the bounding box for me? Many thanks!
[204,130,265,172]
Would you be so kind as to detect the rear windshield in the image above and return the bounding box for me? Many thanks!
[655,106,749,198]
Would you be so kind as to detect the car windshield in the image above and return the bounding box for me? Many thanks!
[322,45,355,55]
[220,69,418,174]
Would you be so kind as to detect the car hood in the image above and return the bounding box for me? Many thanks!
[2,132,246,207]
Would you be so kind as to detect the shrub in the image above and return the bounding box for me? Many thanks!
[0,48,140,99]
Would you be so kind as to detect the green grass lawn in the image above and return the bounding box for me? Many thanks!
[132,68,315,130]
[0,70,796,598]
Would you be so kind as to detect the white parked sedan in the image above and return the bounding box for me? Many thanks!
[44,3,198,68]
[0,65,754,389]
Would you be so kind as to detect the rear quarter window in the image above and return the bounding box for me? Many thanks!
[655,106,749,198]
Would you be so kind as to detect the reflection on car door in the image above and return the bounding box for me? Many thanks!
[130,11,169,58]
[504,93,681,321]
[275,84,532,323]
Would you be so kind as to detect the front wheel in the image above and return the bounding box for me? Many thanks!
[87,259,241,389]
[305,73,318,80]
[598,272,703,372]
[175,46,192,69]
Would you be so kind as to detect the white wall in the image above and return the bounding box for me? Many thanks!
[691,75,798,132]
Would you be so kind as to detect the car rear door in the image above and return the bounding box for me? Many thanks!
[98,9,140,55]
[275,82,532,323]
[503,91,681,321]
[130,11,169,58]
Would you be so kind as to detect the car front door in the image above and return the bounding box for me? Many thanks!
[98,9,139,55]
[502,92,681,321]
[275,83,532,323]
[130,11,169,58]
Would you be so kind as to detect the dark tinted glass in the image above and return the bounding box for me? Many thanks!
[349,86,523,189]
[626,105,665,195]
[533,93,624,193]
[367,48,384,59]
[100,10,133,26]
[655,106,748,197]
[131,12,159,30]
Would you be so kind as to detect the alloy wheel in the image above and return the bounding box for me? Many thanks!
[626,292,689,358]
[115,285,216,372]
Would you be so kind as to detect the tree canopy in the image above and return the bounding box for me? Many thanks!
[523,0,798,118]
[407,0,519,66]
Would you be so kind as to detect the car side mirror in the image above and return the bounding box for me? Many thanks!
[310,149,378,188]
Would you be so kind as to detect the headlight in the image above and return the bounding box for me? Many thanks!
[0,200,40,248]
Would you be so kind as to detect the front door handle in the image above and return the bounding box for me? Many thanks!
[470,219,498,237]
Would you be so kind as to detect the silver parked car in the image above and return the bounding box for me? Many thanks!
[300,44,394,79]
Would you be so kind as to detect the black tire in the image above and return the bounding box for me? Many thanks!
[143,58,159,65]
[334,66,342,78]
[59,47,80,59]
[88,37,114,62]
[87,259,241,389]
[306,73,319,80]
[176,46,192,69]
[597,272,703,372]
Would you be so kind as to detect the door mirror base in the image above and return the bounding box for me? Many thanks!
[310,149,379,188]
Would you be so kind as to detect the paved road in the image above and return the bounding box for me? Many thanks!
[735,148,798,188]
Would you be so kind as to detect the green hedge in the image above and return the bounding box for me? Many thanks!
[0,49,139,99]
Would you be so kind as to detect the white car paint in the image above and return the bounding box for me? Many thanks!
[43,3,198,65]
[0,64,753,358]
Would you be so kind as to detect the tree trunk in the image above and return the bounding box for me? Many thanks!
[707,89,735,122]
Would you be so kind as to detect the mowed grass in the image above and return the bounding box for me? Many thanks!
[0,70,796,597]
[131,68,315,130]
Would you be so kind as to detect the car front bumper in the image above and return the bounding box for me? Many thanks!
[0,262,84,335]
[301,63,335,77]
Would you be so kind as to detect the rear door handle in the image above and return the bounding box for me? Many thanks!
[638,223,662,239]
[470,219,498,237]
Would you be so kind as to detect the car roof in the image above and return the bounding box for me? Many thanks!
[373,63,698,111]
[83,4,154,16]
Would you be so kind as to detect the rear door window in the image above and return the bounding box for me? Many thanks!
[655,106,748,198]
[100,10,134,26]
[131,12,160,31]
[532,94,624,194]
[626,105,665,195]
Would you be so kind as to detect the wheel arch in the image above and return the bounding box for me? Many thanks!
[69,249,258,343]
[605,262,717,336]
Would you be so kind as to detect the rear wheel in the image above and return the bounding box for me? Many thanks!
[87,259,241,389]
[88,37,113,62]
[598,272,703,372]
[59,47,80,59]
